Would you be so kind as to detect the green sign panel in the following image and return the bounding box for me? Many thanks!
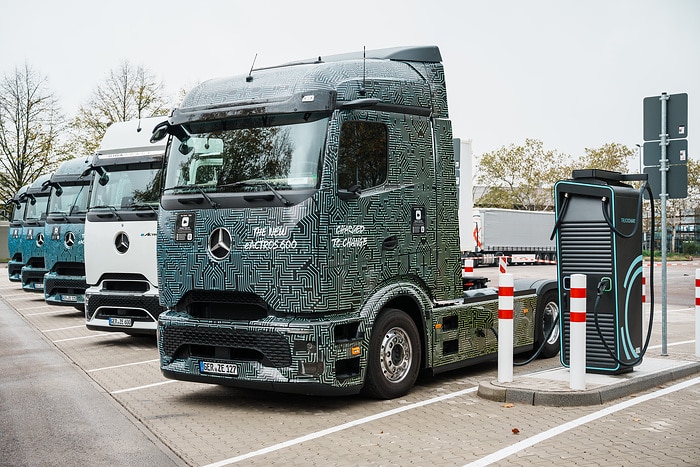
[643,93,688,141]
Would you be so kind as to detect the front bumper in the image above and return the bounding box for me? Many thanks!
[21,266,48,292]
[158,310,366,395]
[8,260,24,282]
[44,273,87,307]
[85,286,165,335]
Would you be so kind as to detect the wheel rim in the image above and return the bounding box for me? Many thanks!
[379,326,413,383]
[544,300,560,345]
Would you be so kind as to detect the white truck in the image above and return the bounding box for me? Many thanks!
[83,117,167,335]
[468,208,556,266]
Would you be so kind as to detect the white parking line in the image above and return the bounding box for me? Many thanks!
[111,380,177,394]
[649,340,695,350]
[53,333,112,343]
[88,359,159,372]
[25,309,72,316]
[463,376,700,466]
[42,325,86,332]
[203,386,479,467]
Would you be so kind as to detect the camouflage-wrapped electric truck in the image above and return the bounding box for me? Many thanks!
[153,46,560,399]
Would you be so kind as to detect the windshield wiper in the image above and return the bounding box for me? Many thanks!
[91,205,122,220]
[48,211,69,222]
[219,180,293,206]
[164,185,220,209]
[127,202,158,214]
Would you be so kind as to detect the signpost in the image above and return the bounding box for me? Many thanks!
[643,92,688,356]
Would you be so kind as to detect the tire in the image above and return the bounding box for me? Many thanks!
[363,308,421,399]
[535,290,560,359]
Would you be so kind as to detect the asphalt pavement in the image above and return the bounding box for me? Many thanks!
[0,294,183,466]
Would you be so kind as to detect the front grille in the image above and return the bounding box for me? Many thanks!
[160,325,292,368]
[55,263,86,276]
[180,290,270,321]
[86,294,164,321]
[44,277,87,295]
[26,257,45,268]
[21,268,47,283]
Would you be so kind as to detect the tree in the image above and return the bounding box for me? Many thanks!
[575,142,635,173]
[67,61,171,155]
[475,139,569,210]
[0,64,65,202]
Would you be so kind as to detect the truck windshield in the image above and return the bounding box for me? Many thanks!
[48,183,90,215]
[11,200,26,222]
[25,195,49,221]
[164,117,328,193]
[90,167,162,210]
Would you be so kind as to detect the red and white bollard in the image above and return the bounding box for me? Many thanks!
[499,256,508,274]
[641,276,646,306]
[570,274,587,390]
[498,273,514,383]
[463,258,474,275]
[695,269,700,358]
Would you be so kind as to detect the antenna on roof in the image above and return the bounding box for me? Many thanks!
[246,53,258,82]
[359,46,366,97]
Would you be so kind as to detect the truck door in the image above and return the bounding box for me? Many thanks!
[326,109,437,310]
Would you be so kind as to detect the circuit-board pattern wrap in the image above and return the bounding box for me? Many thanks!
[157,47,473,392]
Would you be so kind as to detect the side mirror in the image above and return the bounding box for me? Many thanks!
[151,121,169,143]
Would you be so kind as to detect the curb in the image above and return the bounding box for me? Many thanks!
[477,360,700,406]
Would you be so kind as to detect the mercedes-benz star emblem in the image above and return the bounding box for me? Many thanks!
[36,232,44,247]
[208,227,231,260]
[115,232,130,254]
[64,231,75,248]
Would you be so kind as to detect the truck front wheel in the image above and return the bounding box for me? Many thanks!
[363,308,421,399]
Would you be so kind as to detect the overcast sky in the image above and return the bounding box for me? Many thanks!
[2,0,698,167]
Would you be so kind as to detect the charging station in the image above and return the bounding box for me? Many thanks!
[554,170,645,374]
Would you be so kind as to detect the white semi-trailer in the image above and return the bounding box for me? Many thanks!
[468,208,556,266]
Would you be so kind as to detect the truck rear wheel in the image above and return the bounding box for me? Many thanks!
[535,290,560,358]
[363,308,420,399]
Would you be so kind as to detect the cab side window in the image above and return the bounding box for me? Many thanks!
[337,121,387,191]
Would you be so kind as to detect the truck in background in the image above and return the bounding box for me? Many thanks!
[468,208,556,267]
[5,184,29,281]
[153,45,560,399]
[43,156,93,309]
[20,174,52,292]
[84,117,167,335]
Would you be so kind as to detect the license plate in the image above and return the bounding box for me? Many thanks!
[108,317,133,327]
[61,294,77,302]
[200,361,238,376]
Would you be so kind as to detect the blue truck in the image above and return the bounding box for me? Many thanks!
[20,174,52,292]
[6,184,29,282]
[43,156,93,309]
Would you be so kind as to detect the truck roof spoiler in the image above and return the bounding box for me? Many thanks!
[279,45,443,68]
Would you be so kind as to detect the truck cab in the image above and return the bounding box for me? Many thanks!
[84,117,167,334]
[6,184,29,282]
[20,174,52,292]
[154,46,558,398]
[43,156,93,309]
